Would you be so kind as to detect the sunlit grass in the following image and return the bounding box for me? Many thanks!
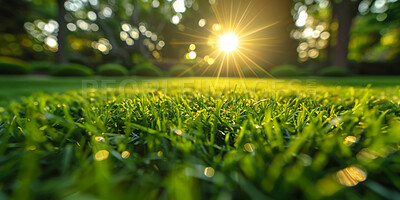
[0,78,400,199]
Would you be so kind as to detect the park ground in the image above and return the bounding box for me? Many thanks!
[1,76,400,199]
[1,76,400,106]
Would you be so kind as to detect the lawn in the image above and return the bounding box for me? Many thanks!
[1,77,400,199]
[1,76,400,106]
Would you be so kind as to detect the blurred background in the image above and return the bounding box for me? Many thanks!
[0,0,399,77]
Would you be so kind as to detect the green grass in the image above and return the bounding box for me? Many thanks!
[1,76,400,106]
[1,77,400,199]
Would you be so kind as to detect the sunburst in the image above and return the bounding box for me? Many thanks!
[171,0,279,78]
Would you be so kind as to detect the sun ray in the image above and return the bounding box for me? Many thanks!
[236,50,274,78]
[233,1,255,33]
[216,53,227,81]
[235,9,265,36]
[238,22,279,39]
[237,46,275,66]
[171,0,281,78]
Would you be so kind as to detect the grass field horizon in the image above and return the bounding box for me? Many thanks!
[2,76,400,106]
[1,77,400,199]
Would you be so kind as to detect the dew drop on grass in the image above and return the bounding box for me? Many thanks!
[356,148,378,161]
[95,136,105,142]
[244,143,254,153]
[336,166,366,187]
[95,150,109,161]
[121,151,130,159]
[343,136,357,146]
[204,167,215,178]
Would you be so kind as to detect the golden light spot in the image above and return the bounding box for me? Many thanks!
[77,142,80,146]
[308,49,319,59]
[189,44,196,51]
[97,44,107,52]
[94,136,106,142]
[130,30,139,40]
[153,164,159,171]
[126,38,134,46]
[204,167,215,178]
[212,24,221,31]
[207,58,215,65]
[45,37,58,48]
[122,23,130,32]
[299,51,307,58]
[171,15,180,25]
[175,130,183,135]
[198,19,207,27]
[320,32,330,40]
[120,31,129,40]
[336,166,367,187]
[219,33,239,53]
[188,51,197,59]
[343,136,357,146]
[244,143,254,153]
[95,150,109,161]
[121,151,130,159]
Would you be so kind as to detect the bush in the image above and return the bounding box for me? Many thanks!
[0,57,31,75]
[30,61,54,74]
[97,64,129,76]
[169,65,194,77]
[52,63,94,77]
[318,66,350,77]
[131,62,163,77]
[298,68,313,76]
[270,65,301,77]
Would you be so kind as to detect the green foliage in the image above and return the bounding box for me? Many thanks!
[318,66,351,77]
[0,78,399,199]
[270,64,301,77]
[0,56,31,75]
[131,62,163,77]
[97,64,129,76]
[30,61,54,74]
[52,63,94,77]
[169,64,194,77]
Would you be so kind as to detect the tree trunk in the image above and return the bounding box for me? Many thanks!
[56,0,67,64]
[132,0,150,58]
[331,0,360,68]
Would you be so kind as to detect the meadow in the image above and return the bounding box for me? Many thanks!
[1,77,400,199]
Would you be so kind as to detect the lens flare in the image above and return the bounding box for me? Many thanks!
[220,33,239,52]
[171,0,278,78]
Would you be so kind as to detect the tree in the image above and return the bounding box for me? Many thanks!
[330,0,361,68]
[56,0,67,64]
[291,0,398,68]
[22,0,194,65]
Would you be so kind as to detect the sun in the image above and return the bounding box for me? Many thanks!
[219,33,239,53]
[171,0,277,78]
